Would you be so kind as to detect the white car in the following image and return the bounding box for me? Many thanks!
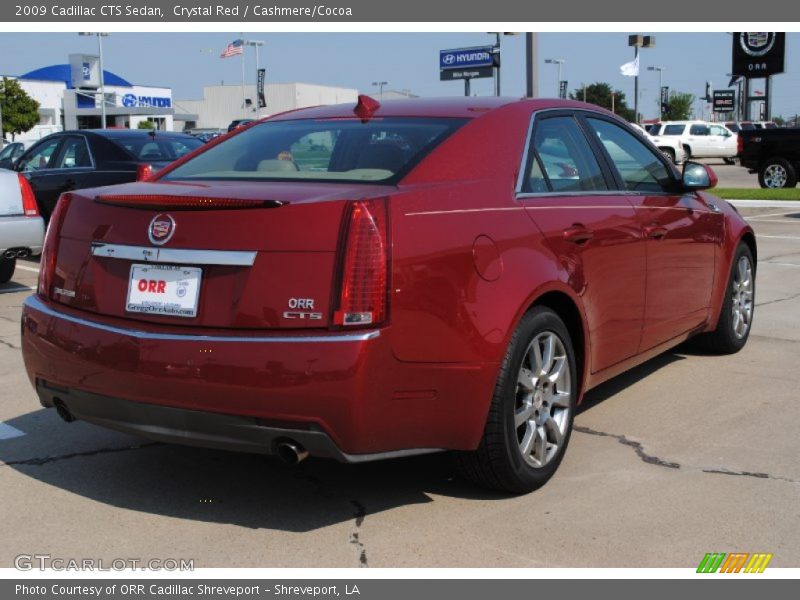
[649,121,738,163]
[0,168,45,284]
[631,124,687,164]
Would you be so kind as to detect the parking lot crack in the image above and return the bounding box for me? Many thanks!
[2,442,161,467]
[349,500,368,567]
[575,426,800,484]
[0,338,21,350]
[756,291,800,308]
[574,425,681,469]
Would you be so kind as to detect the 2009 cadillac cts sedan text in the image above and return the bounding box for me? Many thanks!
[21,97,756,493]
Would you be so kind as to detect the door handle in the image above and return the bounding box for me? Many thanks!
[563,224,594,245]
[644,224,668,240]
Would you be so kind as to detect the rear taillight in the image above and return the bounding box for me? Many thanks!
[37,193,72,298]
[333,199,389,327]
[18,175,39,217]
[737,135,744,155]
[136,164,154,181]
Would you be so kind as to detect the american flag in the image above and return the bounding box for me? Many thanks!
[220,39,243,58]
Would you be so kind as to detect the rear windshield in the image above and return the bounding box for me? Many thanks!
[161,117,467,184]
[111,136,203,162]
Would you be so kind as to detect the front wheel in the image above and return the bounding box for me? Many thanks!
[759,158,797,188]
[694,242,755,354]
[660,148,676,164]
[456,307,577,494]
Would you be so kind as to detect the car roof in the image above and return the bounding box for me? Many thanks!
[265,96,609,122]
[59,129,197,139]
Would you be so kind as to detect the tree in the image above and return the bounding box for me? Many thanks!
[0,77,40,141]
[570,82,635,122]
[773,115,785,127]
[137,120,155,130]
[662,91,695,121]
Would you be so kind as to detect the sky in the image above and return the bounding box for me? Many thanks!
[1,32,798,121]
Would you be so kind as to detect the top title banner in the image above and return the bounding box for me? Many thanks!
[4,0,800,21]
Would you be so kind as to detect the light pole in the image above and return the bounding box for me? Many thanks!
[525,33,539,98]
[647,66,664,119]
[371,81,388,99]
[488,32,519,96]
[628,35,655,123]
[544,58,565,98]
[79,33,109,129]
[244,40,265,117]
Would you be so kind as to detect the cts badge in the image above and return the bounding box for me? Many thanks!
[283,298,323,320]
[148,214,176,246]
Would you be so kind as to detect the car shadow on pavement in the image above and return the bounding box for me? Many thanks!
[0,407,505,533]
[2,350,691,532]
[577,351,685,415]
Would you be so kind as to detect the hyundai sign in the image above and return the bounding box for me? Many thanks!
[439,46,496,70]
[121,93,172,108]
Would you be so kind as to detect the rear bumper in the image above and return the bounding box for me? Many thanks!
[0,216,45,255]
[35,381,438,462]
[21,295,497,458]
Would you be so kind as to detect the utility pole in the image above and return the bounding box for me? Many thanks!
[545,58,565,97]
[628,35,655,123]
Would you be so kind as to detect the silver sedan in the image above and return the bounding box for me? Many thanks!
[0,168,45,284]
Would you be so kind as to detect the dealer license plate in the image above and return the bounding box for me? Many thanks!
[126,264,201,318]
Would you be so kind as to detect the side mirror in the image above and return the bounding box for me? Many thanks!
[682,161,717,190]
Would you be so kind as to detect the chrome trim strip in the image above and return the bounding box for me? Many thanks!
[516,190,630,200]
[91,243,257,266]
[23,295,380,344]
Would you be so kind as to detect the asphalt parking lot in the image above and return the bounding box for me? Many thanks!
[1,205,798,569]
[700,159,759,188]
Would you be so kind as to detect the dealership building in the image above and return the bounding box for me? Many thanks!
[5,54,179,143]
[174,82,358,130]
[5,53,362,142]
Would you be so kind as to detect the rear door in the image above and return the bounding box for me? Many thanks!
[582,115,723,351]
[518,111,646,373]
[16,136,65,220]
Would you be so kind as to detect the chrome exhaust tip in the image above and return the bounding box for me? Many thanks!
[275,441,309,465]
[53,400,76,423]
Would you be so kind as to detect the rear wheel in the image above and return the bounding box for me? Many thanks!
[660,148,676,163]
[695,243,755,354]
[456,307,577,494]
[758,158,797,188]
[0,258,16,284]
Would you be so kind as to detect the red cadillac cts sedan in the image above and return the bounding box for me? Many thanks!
[21,97,756,493]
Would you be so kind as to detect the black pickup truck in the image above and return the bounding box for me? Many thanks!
[738,128,800,188]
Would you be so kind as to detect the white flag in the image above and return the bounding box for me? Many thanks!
[620,55,639,77]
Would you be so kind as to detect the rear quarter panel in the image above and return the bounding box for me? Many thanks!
[390,103,587,365]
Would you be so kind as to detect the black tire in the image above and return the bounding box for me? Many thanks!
[456,307,577,494]
[694,243,755,354]
[660,147,676,164]
[683,145,692,160]
[723,157,736,165]
[758,158,797,189]
[0,258,16,284]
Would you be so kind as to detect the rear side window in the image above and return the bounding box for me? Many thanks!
[523,116,607,193]
[55,137,92,169]
[587,118,673,194]
[689,124,710,136]
[162,118,467,184]
[662,125,685,136]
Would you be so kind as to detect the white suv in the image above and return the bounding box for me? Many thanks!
[649,121,738,163]
[631,124,687,164]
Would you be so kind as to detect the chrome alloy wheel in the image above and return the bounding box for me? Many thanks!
[514,332,572,468]
[732,256,754,339]
[763,164,788,188]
